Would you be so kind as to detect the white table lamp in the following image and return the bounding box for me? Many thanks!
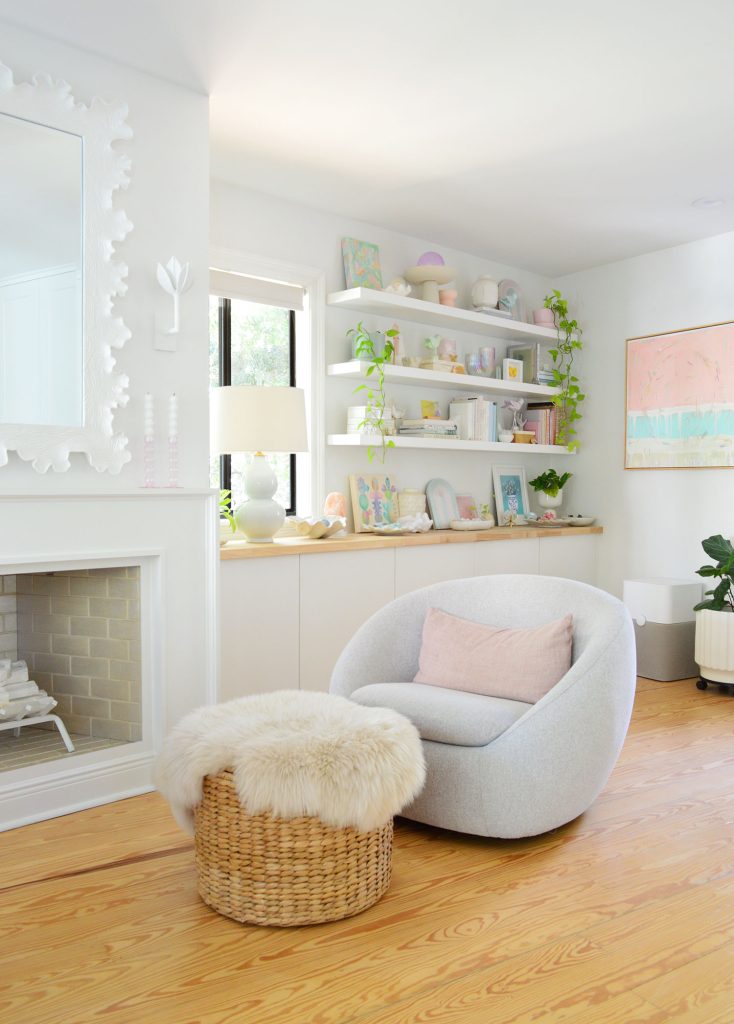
[211,385,308,542]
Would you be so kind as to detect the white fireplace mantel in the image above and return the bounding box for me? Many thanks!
[0,489,218,830]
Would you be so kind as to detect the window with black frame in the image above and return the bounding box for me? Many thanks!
[209,279,299,515]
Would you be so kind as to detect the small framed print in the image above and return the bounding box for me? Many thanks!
[456,493,479,519]
[492,465,530,524]
[502,357,524,382]
[506,342,538,384]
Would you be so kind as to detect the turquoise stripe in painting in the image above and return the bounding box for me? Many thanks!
[627,408,734,440]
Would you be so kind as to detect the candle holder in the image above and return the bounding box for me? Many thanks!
[143,393,157,488]
[167,435,179,488]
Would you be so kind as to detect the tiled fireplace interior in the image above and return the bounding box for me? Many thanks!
[0,567,142,771]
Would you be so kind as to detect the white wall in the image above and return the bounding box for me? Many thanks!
[211,180,568,517]
[0,24,210,492]
[557,230,734,596]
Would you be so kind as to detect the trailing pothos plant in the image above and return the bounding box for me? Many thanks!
[544,289,585,451]
[694,534,734,612]
[348,320,398,462]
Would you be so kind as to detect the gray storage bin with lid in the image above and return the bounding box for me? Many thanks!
[623,578,702,681]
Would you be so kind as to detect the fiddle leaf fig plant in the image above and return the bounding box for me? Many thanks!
[693,534,734,611]
[528,469,572,497]
[349,320,398,462]
[544,289,585,451]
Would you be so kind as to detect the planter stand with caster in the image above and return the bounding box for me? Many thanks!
[696,677,734,695]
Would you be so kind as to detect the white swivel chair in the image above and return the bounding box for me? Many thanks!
[330,575,636,838]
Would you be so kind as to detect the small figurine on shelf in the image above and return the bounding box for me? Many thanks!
[437,337,458,362]
[389,323,401,364]
[503,398,526,433]
[384,277,411,296]
[423,333,441,357]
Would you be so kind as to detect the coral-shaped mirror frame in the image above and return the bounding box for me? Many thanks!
[0,62,133,473]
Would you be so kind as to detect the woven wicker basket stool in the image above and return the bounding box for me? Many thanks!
[154,690,425,928]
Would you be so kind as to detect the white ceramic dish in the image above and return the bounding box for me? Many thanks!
[449,519,491,531]
[561,516,596,527]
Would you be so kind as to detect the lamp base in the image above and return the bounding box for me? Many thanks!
[234,453,286,543]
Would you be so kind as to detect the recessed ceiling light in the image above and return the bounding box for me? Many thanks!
[692,197,725,209]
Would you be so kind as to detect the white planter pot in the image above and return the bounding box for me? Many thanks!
[537,489,563,510]
[695,608,734,684]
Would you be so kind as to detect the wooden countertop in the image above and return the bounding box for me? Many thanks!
[221,525,603,560]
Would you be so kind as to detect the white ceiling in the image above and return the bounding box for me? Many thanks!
[2,0,734,275]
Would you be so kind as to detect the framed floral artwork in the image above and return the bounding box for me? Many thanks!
[492,465,530,524]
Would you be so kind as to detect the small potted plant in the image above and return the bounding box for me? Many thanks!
[528,469,572,510]
[219,489,237,546]
[694,534,734,690]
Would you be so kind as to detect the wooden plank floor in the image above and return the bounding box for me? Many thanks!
[1,677,733,1024]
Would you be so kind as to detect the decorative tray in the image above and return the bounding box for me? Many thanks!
[449,519,492,531]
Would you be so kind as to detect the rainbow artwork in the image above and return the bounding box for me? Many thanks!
[625,322,734,468]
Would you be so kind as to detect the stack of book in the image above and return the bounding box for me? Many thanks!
[535,369,556,386]
[525,402,558,445]
[449,397,497,442]
[398,419,458,438]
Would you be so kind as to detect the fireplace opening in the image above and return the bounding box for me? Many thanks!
[0,567,141,772]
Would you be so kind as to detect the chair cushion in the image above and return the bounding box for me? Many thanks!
[414,606,573,703]
[350,682,531,747]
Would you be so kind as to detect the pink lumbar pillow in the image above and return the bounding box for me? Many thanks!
[413,607,573,704]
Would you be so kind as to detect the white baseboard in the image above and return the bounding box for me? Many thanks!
[0,751,156,831]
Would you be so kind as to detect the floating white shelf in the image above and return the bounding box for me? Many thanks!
[327,287,559,341]
[328,360,559,400]
[328,433,573,456]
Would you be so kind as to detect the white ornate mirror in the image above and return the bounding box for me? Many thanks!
[0,63,133,473]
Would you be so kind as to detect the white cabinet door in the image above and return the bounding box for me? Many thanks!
[219,556,300,699]
[300,549,395,692]
[395,543,475,597]
[538,535,598,585]
[474,538,539,576]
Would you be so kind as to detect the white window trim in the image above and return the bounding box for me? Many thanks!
[209,246,325,518]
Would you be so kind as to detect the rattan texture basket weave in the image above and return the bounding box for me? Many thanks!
[194,769,394,926]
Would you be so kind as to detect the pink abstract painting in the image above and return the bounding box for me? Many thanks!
[626,321,734,468]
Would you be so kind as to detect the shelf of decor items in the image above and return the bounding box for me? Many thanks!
[327,433,573,455]
[328,360,559,399]
[327,287,559,341]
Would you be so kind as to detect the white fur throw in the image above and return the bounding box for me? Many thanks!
[154,690,426,834]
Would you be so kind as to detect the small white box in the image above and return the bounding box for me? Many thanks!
[623,578,702,625]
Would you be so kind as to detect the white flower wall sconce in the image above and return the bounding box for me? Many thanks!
[155,257,193,350]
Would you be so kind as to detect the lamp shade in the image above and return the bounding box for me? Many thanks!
[211,386,308,454]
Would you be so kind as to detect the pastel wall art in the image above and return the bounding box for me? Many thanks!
[342,238,383,290]
[626,321,734,469]
[349,473,399,532]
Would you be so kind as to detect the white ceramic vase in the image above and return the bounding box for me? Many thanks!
[537,489,564,509]
[694,608,734,684]
[471,275,499,310]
